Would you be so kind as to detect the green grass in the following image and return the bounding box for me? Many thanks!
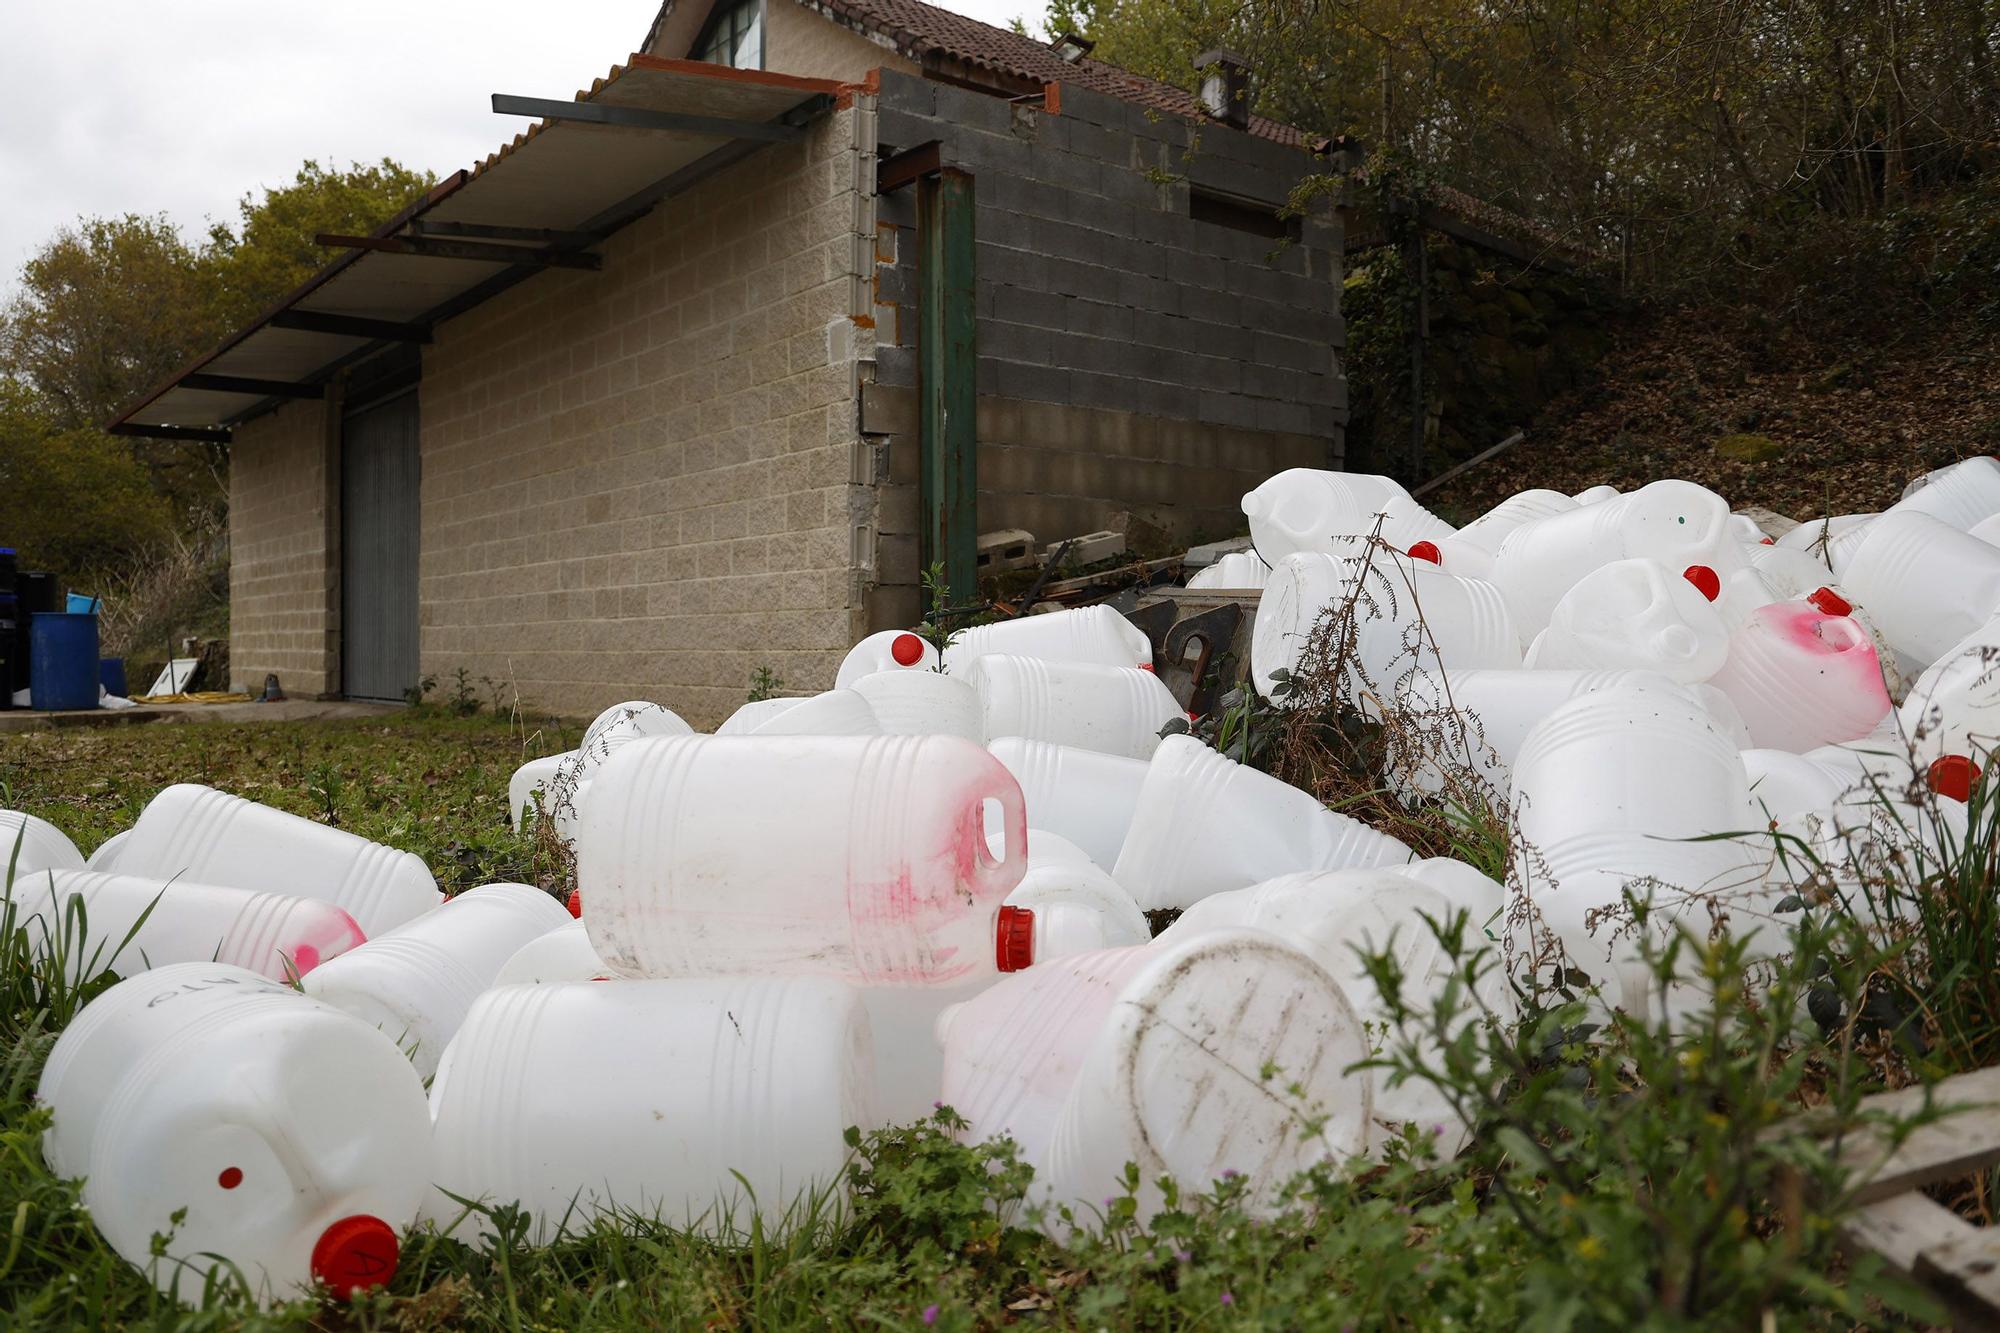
[0,708,1966,1329]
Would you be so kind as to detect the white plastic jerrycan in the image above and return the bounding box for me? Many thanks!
[39,963,431,1305]
[1004,831,1150,960]
[564,701,696,785]
[10,869,365,984]
[718,689,882,737]
[1708,602,1892,753]
[1111,735,1413,912]
[986,737,1151,869]
[1523,558,1730,684]
[508,753,573,829]
[108,784,441,937]
[1185,550,1270,590]
[836,629,940,688]
[1,810,86,875]
[1240,468,1413,564]
[1511,683,1763,874]
[1390,668,1694,804]
[938,928,1372,1233]
[302,883,573,1079]
[1438,488,1578,581]
[426,977,872,1243]
[852,669,984,741]
[1742,748,1857,823]
[1157,869,1514,1154]
[1492,479,1743,636]
[578,734,1029,984]
[942,604,1153,674]
[1839,510,2000,669]
[1892,456,2000,531]
[1252,551,1522,705]
[1897,611,2000,768]
[962,655,1182,760]
[493,918,613,986]
[1509,687,1770,997]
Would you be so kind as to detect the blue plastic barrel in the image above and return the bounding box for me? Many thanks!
[29,613,100,710]
[100,657,127,698]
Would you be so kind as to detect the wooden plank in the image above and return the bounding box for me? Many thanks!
[1916,1227,2000,1330]
[1841,1192,1968,1275]
[1815,1067,2000,1203]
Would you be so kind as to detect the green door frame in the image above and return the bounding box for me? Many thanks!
[914,165,978,609]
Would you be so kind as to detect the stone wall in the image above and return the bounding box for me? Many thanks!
[415,108,873,727]
[227,398,338,696]
[856,71,1344,626]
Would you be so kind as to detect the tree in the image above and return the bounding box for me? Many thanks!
[204,159,433,328]
[0,381,177,582]
[0,214,220,432]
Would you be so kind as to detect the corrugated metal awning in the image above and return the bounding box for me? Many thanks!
[110,56,849,439]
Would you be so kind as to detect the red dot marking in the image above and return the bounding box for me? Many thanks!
[218,1167,243,1190]
[890,633,926,666]
[1683,565,1721,601]
[1759,536,1776,545]
[1407,541,1441,565]
[1807,587,1852,618]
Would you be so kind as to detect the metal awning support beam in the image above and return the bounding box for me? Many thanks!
[109,421,233,443]
[878,141,943,193]
[315,233,603,270]
[491,92,806,143]
[270,310,432,343]
[181,373,323,399]
[410,220,600,247]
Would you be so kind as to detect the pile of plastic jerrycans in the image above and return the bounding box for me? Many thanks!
[11,456,2000,1308]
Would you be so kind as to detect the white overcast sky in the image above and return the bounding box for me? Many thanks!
[0,0,1038,301]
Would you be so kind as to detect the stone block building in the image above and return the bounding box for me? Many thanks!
[112,0,1347,725]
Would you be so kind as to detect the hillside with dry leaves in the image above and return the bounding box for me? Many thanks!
[1425,307,2000,525]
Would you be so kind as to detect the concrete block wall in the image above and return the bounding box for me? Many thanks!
[228,399,339,696]
[857,70,1345,628]
[416,109,871,727]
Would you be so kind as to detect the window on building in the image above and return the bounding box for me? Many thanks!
[1189,186,1298,241]
[693,0,764,69]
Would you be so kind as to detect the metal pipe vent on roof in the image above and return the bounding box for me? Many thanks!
[1193,49,1250,129]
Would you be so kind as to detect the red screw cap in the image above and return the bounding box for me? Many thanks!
[1930,755,1980,802]
[312,1215,398,1297]
[1407,541,1442,565]
[890,633,926,667]
[1759,536,1776,545]
[1683,565,1721,601]
[1807,587,1852,618]
[565,888,582,918]
[995,905,1035,972]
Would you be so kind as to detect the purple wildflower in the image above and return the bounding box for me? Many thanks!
[1220,1292,1235,1307]
[922,1304,939,1326]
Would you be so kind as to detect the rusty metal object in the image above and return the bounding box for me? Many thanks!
[1160,605,1242,715]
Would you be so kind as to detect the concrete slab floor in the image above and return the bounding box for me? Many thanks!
[0,699,403,735]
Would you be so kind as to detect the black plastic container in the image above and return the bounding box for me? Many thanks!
[13,570,56,706]
[0,547,14,710]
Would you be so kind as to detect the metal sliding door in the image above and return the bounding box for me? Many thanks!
[341,390,420,702]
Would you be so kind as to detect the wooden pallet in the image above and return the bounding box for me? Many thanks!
[1802,1066,2000,1326]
